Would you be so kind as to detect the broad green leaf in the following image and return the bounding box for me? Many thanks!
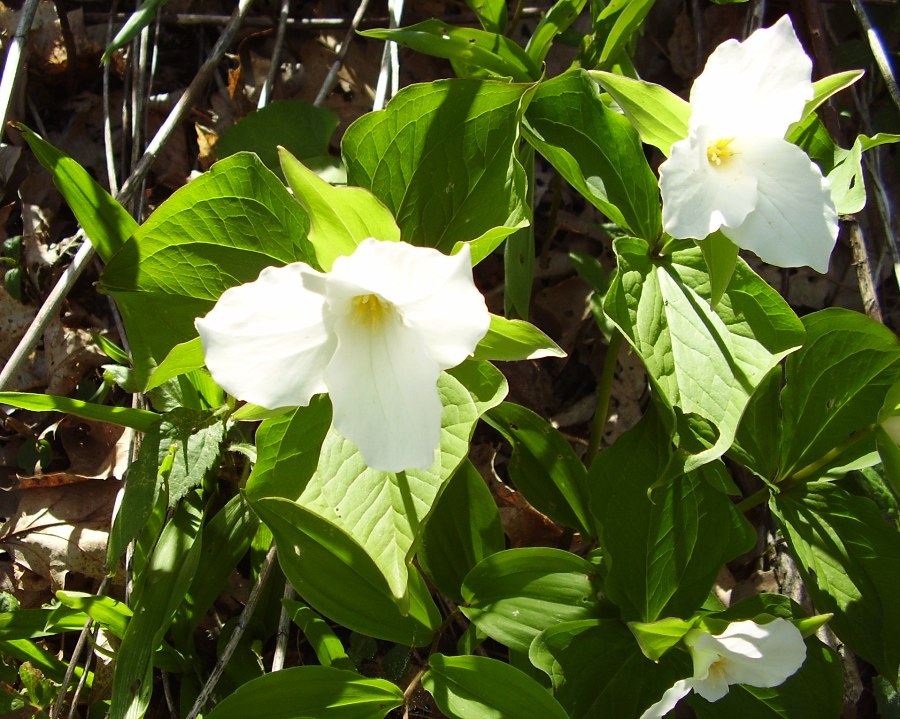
[590,412,755,621]
[14,123,137,262]
[251,497,440,646]
[204,666,404,719]
[473,314,565,361]
[466,0,507,33]
[772,480,900,685]
[145,337,205,391]
[524,69,661,240]
[343,79,531,253]
[55,592,132,639]
[360,21,539,82]
[485,401,592,535]
[102,0,168,63]
[100,153,312,383]
[0,392,160,432]
[216,101,339,180]
[525,0,588,66]
[729,367,783,481]
[284,600,355,671]
[604,240,805,470]
[828,132,900,215]
[245,399,333,501]
[461,548,604,653]
[110,495,204,719]
[422,654,569,719]
[159,408,225,506]
[628,616,696,661]
[696,230,739,307]
[779,308,900,480]
[293,362,506,604]
[452,223,526,265]
[589,71,690,155]
[503,142,535,318]
[529,620,688,719]
[418,461,505,602]
[279,148,400,271]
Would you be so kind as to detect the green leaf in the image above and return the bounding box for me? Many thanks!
[803,70,864,120]
[343,79,531,253]
[100,152,311,383]
[278,148,400,271]
[529,619,688,719]
[466,0,507,33]
[474,314,565,361]
[779,308,900,480]
[485,401,592,535]
[0,606,87,639]
[290,362,506,604]
[729,367,783,481]
[422,653,569,719]
[772,480,900,685]
[627,616,696,661]
[360,21,539,82]
[418,461,505,603]
[159,408,225,506]
[696,230,739,308]
[55,592,132,639]
[525,0,588,66]
[14,123,137,263]
[204,666,404,719]
[145,337,205,392]
[828,132,900,215]
[216,101,339,180]
[597,0,655,67]
[604,240,805,470]
[251,497,440,646]
[102,0,168,63]
[0,392,160,432]
[110,495,204,719]
[503,142,535,318]
[590,411,755,621]
[284,600,355,671]
[108,426,161,564]
[0,639,87,686]
[524,69,661,240]
[589,71,690,155]
[461,548,604,653]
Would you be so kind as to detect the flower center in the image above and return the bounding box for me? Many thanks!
[350,293,390,326]
[706,138,736,167]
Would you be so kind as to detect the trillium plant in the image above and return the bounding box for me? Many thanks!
[3,4,899,719]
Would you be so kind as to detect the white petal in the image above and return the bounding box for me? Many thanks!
[721,138,838,273]
[690,16,813,138]
[325,302,443,472]
[660,130,757,240]
[195,263,335,409]
[713,619,807,689]
[328,240,489,369]
[639,679,693,719]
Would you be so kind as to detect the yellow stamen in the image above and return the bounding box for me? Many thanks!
[706,138,736,167]
[350,294,390,326]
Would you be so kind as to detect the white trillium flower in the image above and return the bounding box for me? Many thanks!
[640,618,807,718]
[195,239,490,473]
[658,15,839,273]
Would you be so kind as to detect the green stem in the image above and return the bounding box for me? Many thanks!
[586,330,623,466]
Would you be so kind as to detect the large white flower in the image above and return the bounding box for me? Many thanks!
[195,239,490,472]
[640,618,807,718]
[658,15,838,273]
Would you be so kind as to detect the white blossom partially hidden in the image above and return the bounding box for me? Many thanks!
[640,618,807,718]
[659,16,838,273]
[195,239,490,472]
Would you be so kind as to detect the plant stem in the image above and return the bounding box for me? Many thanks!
[585,330,623,466]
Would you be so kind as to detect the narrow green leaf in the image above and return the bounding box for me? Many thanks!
[278,148,400,271]
[145,337,205,392]
[108,426,161,565]
[598,0,655,66]
[474,314,565,361]
[102,0,168,63]
[772,480,900,685]
[284,600,356,671]
[466,0,507,33]
[0,639,88,686]
[204,666,404,719]
[0,392,160,432]
[589,71,690,155]
[423,654,569,719]
[485,402,592,535]
[524,69,661,240]
[418,461,505,602]
[14,123,137,262]
[461,548,604,653]
[343,79,531,253]
[360,21,539,81]
[55,592,132,639]
[0,607,86,640]
[525,0,588,66]
[696,230,739,307]
[802,70,865,122]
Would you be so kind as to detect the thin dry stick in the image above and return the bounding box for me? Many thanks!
[313,0,373,107]
[258,0,292,109]
[0,0,40,139]
[849,0,900,116]
[0,0,255,391]
[103,1,121,195]
[373,0,404,111]
[270,583,296,673]
[185,543,280,719]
